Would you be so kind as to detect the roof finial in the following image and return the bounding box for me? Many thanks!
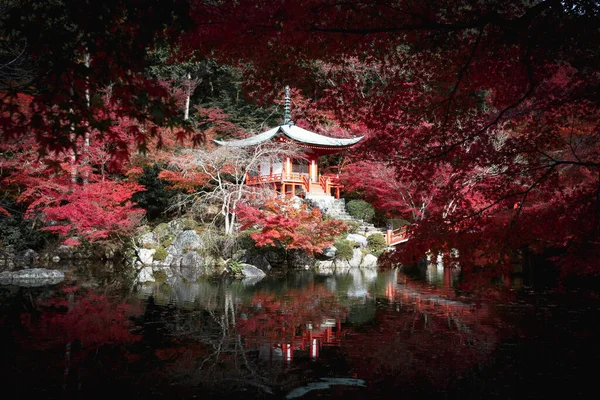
[283,85,291,124]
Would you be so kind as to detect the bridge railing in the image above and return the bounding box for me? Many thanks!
[386,226,409,245]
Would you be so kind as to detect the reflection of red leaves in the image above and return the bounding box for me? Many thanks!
[237,285,348,343]
[20,290,142,353]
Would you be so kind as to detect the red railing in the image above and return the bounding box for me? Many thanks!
[386,226,409,245]
[301,175,310,192]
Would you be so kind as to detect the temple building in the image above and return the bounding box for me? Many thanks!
[214,87,363,199]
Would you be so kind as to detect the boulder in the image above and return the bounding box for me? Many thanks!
[240,263,267,279]
[320,246,337,260]
[17,249,37,267]
[138,266,155,283]
[172,230,202,252]
[138,248,156,265]
[334,259,351,273]
[240,264,267,286]
[346,234,368,248]
[165,245,180,256]
[138,232,157,246]
[168,219,183,234]
[361,254,378,269]
[315,260,335,275]
[0,268,64,287]
[349,249,364,268]
[179,251,204,282]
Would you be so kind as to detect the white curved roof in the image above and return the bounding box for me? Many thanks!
[214,123,363,148]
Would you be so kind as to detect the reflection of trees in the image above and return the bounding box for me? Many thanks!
[237,284,348,344]
[8,286,142,396]
[342,275,500,392]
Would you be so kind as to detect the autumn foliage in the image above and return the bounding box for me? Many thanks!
[236,197,347,255]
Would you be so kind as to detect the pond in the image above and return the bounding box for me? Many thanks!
[1,263,599,399]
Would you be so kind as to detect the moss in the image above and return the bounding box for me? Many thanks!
[335,240,354,261]
[367,233,387,252]
[153,270,168,284]
[160,236,173,248]
[154,247,168,261]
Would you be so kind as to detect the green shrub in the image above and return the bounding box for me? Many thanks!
[346,200,375,223]
[367,233,387,252]
[154,247,168,261]
[335,240,354,261]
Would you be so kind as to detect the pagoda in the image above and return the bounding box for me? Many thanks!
[214,87,363,199]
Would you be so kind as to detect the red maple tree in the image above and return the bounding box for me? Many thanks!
[236,197,347,257]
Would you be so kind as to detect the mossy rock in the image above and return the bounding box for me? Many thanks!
[160,236,174,248]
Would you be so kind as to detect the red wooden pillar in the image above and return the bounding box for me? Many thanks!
[335,187,340,199]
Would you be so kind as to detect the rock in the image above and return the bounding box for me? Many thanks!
[232,249,246,262]
[241,264,267,279]
[172,230,202,252]
[138,232,156,246]
[349,249,364,268]
[334,259,351,272]
[288,249,316,269]
[0,268,65,287]
[138,248,156,265]
[179,251,204,282]
[165,245,179,256]
[138,266,155,283]
[361,254,378,269]
[240,264,267,286]
[320,246,337,260]
[168,220,183,234]
[315,260,335,275]
[18,249,37,265]
[52,256,61,263]
[346,234,368,248]
[56,245,73,260]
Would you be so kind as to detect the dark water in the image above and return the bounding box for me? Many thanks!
[1,264,599,399]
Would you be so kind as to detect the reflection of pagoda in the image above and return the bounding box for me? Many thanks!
[252,318,343,363]
[215,86,363,199]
